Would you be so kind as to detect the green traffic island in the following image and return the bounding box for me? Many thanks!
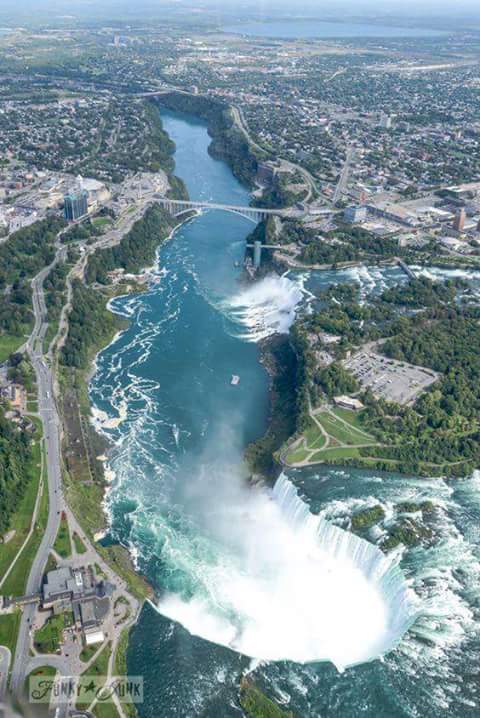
[53,515,72,560]
[23,664,57,703]
[44,553,58,575]
[92,702,122,718]
[80,641,102,664]
[73,532,88,555]
[33,610,74,654]
[239,678,295,718]
[42,248,78,353]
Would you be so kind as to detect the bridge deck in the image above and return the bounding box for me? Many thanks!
[155,196,303,219]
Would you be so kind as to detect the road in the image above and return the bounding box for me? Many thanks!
[230,104,322,204]
[9,202,148,716]
[10,242,68,714]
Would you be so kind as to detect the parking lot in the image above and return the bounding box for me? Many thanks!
[343,350,440,405]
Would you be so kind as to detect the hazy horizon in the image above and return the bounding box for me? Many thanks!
[1,0,480,26]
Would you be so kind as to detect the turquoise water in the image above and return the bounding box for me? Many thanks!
[89,110,480,716]
[222,20,446,39]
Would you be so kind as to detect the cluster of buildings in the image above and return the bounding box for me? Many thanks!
[42,565,114,646]
[0,160,112,231]
[63,177,110,221]
[160,30,480,206]
[0,89,162,183]
[341,181,480,254]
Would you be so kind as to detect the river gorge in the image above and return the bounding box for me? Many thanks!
[89,109,480,717]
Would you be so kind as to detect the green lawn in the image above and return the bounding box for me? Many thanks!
[73,532,87,554]
[77,642,112,709]
[34,611,73,654]
[53,517,72,559]
[25,665,56,702]
[312,446,361,461]
[303,419,327,450]
[285,448,310,465]
[93,702,121,718]
[330,407,369,431]
[316,412,374,446]
[0,333,25,364]
[80,642,102,664]
[1,476,49,596]
[0,610,21,656]
[0,419,43,579]
[92,217,112,229]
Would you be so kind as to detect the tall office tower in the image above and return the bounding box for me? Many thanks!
[64,189,88,221]
[453,208,466,232]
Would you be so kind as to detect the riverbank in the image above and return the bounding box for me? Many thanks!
[59,205,198,604]
[152,92,265,188]
[245,334,297,481]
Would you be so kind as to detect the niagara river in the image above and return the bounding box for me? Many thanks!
[90,109,480,717]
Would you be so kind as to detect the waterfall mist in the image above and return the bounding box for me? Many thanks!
[154,463,420,671]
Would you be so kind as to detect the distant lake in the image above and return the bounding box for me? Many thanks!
[222,20,447,39]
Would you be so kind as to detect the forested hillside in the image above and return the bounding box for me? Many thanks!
[0,216,65,335]
[0,406,36,536]
[85,204,173,285]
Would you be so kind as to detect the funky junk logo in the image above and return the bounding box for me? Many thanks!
[29,675,144,704]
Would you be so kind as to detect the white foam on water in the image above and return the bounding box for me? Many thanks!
[154,474,419,671]
[226,274,305,342]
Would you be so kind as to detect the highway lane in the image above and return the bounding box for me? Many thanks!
[10,246,68,717]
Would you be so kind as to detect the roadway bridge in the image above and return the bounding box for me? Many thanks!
[155,197,304,222]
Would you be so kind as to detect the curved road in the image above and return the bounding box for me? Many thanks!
[10,244,68,712]
[9,206,148,717]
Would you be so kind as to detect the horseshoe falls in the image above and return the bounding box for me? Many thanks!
[89,108,480,717]
[156,472,418,672]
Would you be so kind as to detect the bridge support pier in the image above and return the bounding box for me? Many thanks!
[253,240,262,269]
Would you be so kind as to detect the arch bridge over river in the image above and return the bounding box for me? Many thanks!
[155,196,306,222]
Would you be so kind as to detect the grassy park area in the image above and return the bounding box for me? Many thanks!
[0,610,21,655]
[0,418,47,597]
[0,333,25,363]
[285,407,377,467]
